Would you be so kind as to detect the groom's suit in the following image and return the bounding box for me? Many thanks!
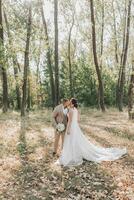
[52,104,68,154]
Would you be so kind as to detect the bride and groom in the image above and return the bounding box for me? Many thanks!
[52,98,126,167]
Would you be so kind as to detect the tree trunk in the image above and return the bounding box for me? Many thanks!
[27,66,31,111]
[100,0,104,70]
[36,64,42,108]
[40,0,55,107]
[36,36,42,107]
[116,0,127,111]
[128,61,134,119]
[54,0,59,105]
[117,0,132,111]
[21,5,32,116]
[4,10,21,110]
[97,0,104,109]
[113,6,119,65]
[112,1,120,107]
[120,0,127,66]
[68,14,75,97]
[89,0,105,112]
[0,0,8,113]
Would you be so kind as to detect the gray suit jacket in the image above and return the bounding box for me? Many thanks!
[52,104,68,129]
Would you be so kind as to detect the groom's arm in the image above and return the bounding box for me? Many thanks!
[52,107,58,128]
[78,111,80,122]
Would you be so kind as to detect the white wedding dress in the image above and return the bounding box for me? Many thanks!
[58,108,127,167]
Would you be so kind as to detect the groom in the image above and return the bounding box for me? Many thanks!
[52,99,70,156]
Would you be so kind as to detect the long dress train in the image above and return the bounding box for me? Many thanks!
[59,108,126,167]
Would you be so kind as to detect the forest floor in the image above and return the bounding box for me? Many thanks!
[0,108,134,200]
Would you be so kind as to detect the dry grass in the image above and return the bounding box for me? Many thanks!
[0,108,134,200]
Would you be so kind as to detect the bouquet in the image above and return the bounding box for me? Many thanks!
[56,123,65,133]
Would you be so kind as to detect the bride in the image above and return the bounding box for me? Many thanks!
[58,98,127,167]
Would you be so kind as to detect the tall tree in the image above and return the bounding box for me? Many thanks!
[27,65,31,110]
[128,60,134,119]
[112,0,119,66]
[40,0,55,107]
[54,0,59,105]
[35,35,42,107]
[0,0,8,112]
[21,4,32,116]
[89,0,105,112]
[68,13,75,97]
[100,0,104,70]
[117,0,132,111]
[4,10,21,110]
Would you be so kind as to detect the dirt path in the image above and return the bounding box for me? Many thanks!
[0,109,133,200]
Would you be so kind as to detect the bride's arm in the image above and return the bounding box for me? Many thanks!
[66,109,73,135]
[78,110,80,122]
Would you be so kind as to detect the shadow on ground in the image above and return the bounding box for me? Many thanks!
[0,117,116,200]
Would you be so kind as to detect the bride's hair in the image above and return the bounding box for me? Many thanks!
[71,98,78,108]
